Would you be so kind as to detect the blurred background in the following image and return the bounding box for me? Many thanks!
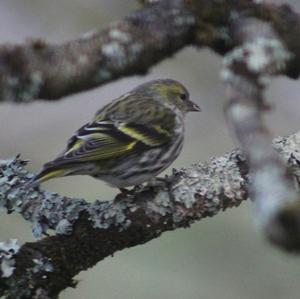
[1,0,300,298]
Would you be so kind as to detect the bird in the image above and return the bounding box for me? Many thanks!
[28,79,201,190]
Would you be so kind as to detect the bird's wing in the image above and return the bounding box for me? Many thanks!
[50,118,173,166]
[117,122,173,147]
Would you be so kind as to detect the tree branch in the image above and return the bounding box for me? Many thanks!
[0,0,196,102]
[0,131,300,298]
[222,17,300,250]
[1,0,300,102]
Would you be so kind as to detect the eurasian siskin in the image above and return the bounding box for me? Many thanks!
[29,79,201,189]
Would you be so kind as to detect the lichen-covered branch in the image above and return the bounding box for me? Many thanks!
[0,152,249,298]
[223,18,300,250]
[0,0,196,102]
[1,132,300,298]
[1,0,300,102]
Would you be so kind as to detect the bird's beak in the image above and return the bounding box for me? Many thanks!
[188,100,201,112]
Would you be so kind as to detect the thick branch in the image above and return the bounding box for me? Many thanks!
[223,18,300,250]
[1,0,300,102]
[0,0,196,102]
[1,132,300,298]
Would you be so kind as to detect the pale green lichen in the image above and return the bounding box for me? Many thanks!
[102,42,124,59]
[78,55,88,65]
[253,163,297,226]
[129,43,143,58]
[96,69,112,82]
[222,36,292,78]
[32,257,53,274]
[0,239,20,278]
[79,30,97,40]
[109,29,132,43]
[171,151,247,223]
[220,68,234,81]
[101,38,143,70]
[22,71,43,102]
[273,131,300,174]
[219,27,232,45]
[0,158,88,237]
[56,219,72,235]
[3,70,44,102]
[0,158,136,236]
[146,189,172,217]
[174,15,195,26]
[246,38,291,72]
[228,103,256,123]
[7,76,19,87]
[88,200,132,231]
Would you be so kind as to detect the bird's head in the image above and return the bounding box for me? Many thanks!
[141,79,201,114]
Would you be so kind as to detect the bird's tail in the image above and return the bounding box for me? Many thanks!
[26,167,67,188]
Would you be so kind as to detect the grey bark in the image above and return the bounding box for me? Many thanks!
[0,0,300,102]
[0,132,300,298]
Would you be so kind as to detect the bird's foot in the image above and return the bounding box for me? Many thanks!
[114,187,136,203]
[119,187,135,195]
[147,175,171,189]
[146,175,174,200]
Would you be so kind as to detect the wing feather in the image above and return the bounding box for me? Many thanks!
[118,123,171,146]
[49,115,174,166]
[58,122,137,163]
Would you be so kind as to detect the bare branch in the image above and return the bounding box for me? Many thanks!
[0,131,300,297]
[1,0,300,102]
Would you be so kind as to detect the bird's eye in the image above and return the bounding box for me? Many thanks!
[180,93,187,101]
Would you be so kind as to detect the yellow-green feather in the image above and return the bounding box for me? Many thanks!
[118,123,170,146]
[35,169,66,184]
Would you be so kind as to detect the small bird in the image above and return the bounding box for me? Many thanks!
[29,79,201,190]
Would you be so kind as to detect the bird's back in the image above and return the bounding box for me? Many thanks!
[29,92,184,188]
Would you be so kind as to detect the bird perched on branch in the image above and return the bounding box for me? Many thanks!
[29,79,201,190]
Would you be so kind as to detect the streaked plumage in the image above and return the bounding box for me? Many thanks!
[29,79,201,189]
